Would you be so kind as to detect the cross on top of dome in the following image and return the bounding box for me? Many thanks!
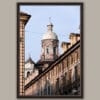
[47,17,53,26]
[49,17,51,23]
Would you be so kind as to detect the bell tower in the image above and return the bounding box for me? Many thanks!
[41,19,59,61]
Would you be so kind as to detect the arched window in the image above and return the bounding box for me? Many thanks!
[46,48,49,54]
[27,71,30,77]
[75,66,78,81]
[65,72,68,85]
[53,47,56,54]
[53,47,57,59]
[56,78,59,94]
[69,69,72,83]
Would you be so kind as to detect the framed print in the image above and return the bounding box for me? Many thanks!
[17,2,83,98]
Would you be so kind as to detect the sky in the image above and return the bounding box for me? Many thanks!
[20,5,80,62]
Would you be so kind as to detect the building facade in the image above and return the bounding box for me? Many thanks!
[18,12,31,96]
[18,12,81,96]
[25,57,39,86]
[24,33,80,96]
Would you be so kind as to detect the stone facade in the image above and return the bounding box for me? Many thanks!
[18,12,31,96]
[24,34,80,96]
[41,39,59,61]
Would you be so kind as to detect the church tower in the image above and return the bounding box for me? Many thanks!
[41,19,59,61]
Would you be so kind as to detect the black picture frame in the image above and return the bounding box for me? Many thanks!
[17,2,84,98]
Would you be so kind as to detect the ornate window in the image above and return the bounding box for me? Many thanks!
[27,71,30,77]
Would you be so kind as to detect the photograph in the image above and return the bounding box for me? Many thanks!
[17,2,83,98]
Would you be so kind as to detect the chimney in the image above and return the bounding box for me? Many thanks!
[61,42,71,53]
[69,33,80,46]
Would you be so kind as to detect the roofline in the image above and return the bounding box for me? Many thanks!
[20,12,31,25]
[61,42,70,47]
[70,33,80,36]
[25,60,35,64]
[25,57,35,64]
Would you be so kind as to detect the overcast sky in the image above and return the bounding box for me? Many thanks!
[20,5,80,62]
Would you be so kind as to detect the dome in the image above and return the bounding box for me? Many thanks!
[42,21,58,40]
[42,31,58,40]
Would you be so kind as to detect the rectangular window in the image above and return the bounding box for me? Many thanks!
[67,56,70,67]
[53,47,56,54]
[75,66,78,81]
[46,48,49,54]
[69,69,72,83]
[53,47,56,58]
